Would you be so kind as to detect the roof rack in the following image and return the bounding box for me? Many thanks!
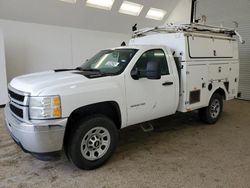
[133,23,245,44]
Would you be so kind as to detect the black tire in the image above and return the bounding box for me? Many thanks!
[66,115,118,170]
[199,93,223,124]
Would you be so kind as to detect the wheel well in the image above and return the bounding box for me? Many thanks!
[213,88,226,100]
[63,101,121,147]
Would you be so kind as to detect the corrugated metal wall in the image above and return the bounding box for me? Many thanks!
[196,0,250,100]
[237,21,250,100]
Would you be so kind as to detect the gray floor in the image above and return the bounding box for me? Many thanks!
[0,100,250,188]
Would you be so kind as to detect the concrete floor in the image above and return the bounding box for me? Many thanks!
[0,99,250,188]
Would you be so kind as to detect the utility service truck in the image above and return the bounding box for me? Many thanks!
[4,24,241,169]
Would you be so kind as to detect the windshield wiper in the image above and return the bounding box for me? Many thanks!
[76,67,101,72]
[82,68,102,72]
[76,67,114,76]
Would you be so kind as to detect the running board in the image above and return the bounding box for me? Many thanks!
[140,122,154,132]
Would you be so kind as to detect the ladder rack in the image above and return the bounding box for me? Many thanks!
[133,23,245,44]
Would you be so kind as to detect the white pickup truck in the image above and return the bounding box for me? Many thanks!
[5,24,240,169]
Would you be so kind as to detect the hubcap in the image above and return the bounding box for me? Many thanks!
[210,99,220,119]
[80,127,111,161]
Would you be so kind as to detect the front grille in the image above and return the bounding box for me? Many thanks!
[10,103,24,118]
[8,87,29,120]
[8,89,25,102]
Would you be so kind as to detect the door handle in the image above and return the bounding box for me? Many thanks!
[162,81,174,86]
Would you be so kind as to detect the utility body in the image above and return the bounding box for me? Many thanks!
[5,24,240,169]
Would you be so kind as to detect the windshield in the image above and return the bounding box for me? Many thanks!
[79,49,138,75]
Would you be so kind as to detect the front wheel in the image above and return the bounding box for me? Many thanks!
[199,93,223,124]
[66,115,118,170]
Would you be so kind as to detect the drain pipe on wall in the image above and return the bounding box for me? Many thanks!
[0,29,8,107]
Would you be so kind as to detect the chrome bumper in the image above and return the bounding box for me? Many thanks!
[4,104,67,153]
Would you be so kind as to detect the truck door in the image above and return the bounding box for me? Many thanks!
[125,48,177,126]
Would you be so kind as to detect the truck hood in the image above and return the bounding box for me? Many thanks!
[9,70,88,95]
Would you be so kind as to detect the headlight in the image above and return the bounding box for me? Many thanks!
[29,96,61,120]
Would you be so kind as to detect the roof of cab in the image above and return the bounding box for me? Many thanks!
[112,45,167,51]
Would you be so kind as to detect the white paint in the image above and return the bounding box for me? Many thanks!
[7,45,179,129]
[195,0,250,100]
[165,0,192,24]
[0,19,129,82]
[124,46,178,125]
[188,37,233,58]
[129,32,239,111]
[0,30,8,105]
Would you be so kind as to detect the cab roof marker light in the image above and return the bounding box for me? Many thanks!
[86,0,115,10]
[119,1,144,16]
[146,8,167,21]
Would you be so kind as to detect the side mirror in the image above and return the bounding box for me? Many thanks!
[146,61,161,80]
[131,68,140,80]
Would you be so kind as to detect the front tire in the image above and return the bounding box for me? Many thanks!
[199,93,223,124]
[66,115,118,170]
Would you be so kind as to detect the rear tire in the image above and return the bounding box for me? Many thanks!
[199,93,223,124]
[66,115,118,170]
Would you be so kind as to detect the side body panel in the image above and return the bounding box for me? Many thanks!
[130,33,239,113]
[183,35,239,111]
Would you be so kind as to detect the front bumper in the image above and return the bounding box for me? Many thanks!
[4,104,67,154]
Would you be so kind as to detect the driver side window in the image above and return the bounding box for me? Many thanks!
[132,49,169,78]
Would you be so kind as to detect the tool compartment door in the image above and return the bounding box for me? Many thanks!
[228,62,239,99]
[186,64,208,110]
[208,63,230,81]
[188,36,234,58]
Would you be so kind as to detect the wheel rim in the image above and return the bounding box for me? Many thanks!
[210,99,221,119]
[80,127,111,161]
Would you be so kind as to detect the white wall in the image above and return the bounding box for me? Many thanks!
[166,0,192,24]
[0,19,130,82]
[0,29,8,105]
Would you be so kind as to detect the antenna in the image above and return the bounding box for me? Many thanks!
[132,24,137,32]
[121,41,126,46]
